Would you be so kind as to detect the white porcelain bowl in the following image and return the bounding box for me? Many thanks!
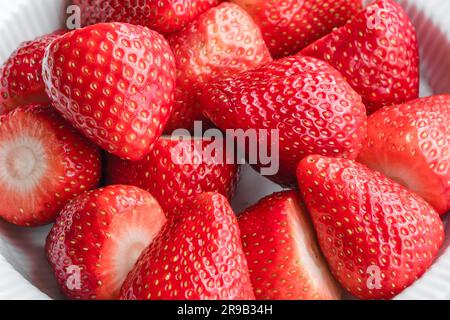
[0,0,449,300]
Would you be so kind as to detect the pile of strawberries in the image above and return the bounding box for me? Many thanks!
[0,0,448,300]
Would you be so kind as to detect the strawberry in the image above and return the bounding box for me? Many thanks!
[105,136,239,219]
[73,0,220,34]
[358,95,450,216]
[0,31,63,115]
[42,22,176,160]
[120,192,255,300]
[165,2,272,132]
[300,0,419,114]
[297,155,445,300]
[201,55,367,186]
[238,191,342,300]
[46,185,167,300]
[232,0,362,58]
[0,104,101,227]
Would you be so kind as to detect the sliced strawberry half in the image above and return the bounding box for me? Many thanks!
[239,191,341,300]
[165,2,272,132]
[0,104,101,226]
[297,155,444,300]
[358,95,450,215]
[105,135,240,219]
[300,0,419,113]
[0,31,63,115]
[46,185,167,300]
[232,0,362,58]
[120,192,255,300]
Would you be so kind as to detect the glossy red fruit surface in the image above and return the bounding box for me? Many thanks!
[43,22,176,160]
[301,0,419,113]
[232,0,362,58]
[106,136,239,219]
[46,185,167,300]
[121,192,255,300]
[73,0,221,34]
[0,104,101,226]
[239,191,342,300]
[201,55,367,186]
[0,31,63,115]
[358,95,450,215]
[165,2,272,132]
[297,155,444,300]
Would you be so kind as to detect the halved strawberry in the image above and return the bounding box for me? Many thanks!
[42,23,176,160]
[201,55,367,186]
[0,31,63,115]
[0,104,101,227]
[297,155,444,300]
[358,95,450,215]
[165,2,272,132]
[232,0,362,58]
[46,185,167,300]
[105,136,239,219]
[73,0,220,34]
[300,0,419,113]
[239,191,342,300]
[120,192,255,300]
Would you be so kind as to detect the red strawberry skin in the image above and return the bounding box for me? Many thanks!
[73,0,220,34]
[239,191,342,300]
[232,0,362,58]
[358,95,450,216]
[0,32,62,115]
[120,192,255,300]
[105,136,239,219]
[165,2,272,132]
[46,185,167,300]
[0,104,101,227]
[42,23,176,160]
[201,55,367,186]
[300,0,419,113]
[297,155,444,300]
